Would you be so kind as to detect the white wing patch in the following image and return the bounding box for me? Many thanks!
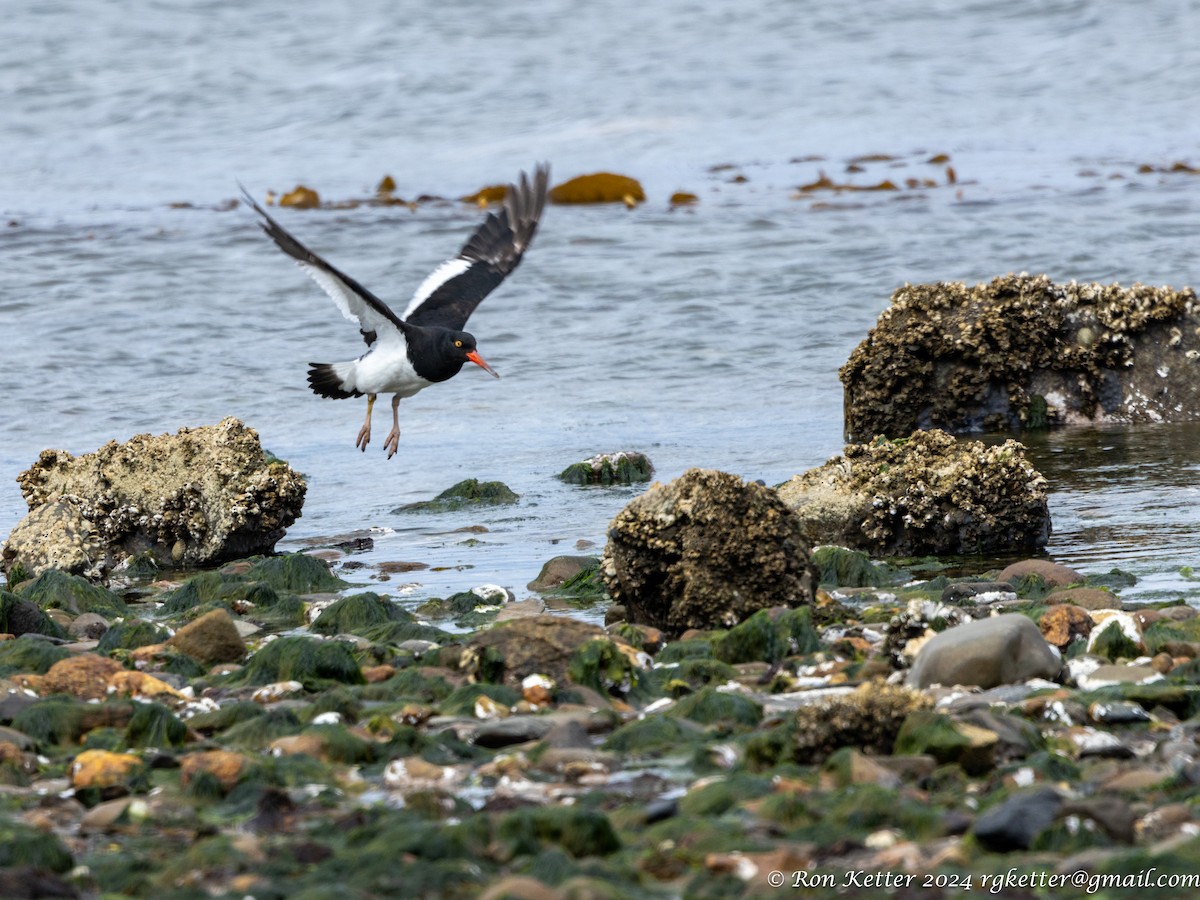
[296,260,396,336]
[402,257,472,320]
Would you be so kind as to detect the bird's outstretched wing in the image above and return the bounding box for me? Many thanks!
[240,184,407,346]
[402,164,549,330]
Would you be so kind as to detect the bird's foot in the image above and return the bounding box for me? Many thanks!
[355,424,371,451]
[383,427,401,459]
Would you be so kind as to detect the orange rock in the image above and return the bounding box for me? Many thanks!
[42,654,124,699]
[180,750,249,793]
[12,673,44,692]
[395,703,434,726]
[269,734,328,759]
[70,749,144,790]
[129,643,171,664]
[1047,587,1121,610]
[107,670,183,699]
[362,664,396,684]
[1039,604,1093,649]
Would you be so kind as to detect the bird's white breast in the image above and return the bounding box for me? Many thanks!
[347,339,432,397]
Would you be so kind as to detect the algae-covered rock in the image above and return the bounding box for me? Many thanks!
[310,592,406,636]
[97,618,171,652]
[777,430,1051,556]
[493,805,621,858]
[398,478,519,512]
[0,821,74,873]
[603,715,708,755]
[124,702,188,748]
[0,590,67,639]
[0,637,70,676]
[809,546,897,588]
[557,451,653,486]
[602,469,818,637]
[166,607,247,664]
[3,418,306,581]
[893,710,998,775]
[841,273,1200,438]
[549,172,645,206]
[235,636,364,686]
[463,615,643,690]
[789,683,932,765]
[243,553,348,593]
[17,569,129,618]
[668,687,762,728]
[711,607,821,665]
[567,638,644,696]
[527,555,602,593]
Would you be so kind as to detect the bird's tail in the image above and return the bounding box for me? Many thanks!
[307,363,362,399]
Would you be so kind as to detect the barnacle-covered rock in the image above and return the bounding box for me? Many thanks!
[602,469,818,636]
[842,273,1200,439]
[2,418,305,582]
[776,429,1050,556]
[788,683,932,764]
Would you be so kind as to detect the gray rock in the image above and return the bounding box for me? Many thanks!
[527,555,599,592]
[67,613,110,640]
[602,468,817,636]
[998,559,1082,589]
[472,716,555,748]
[907,614,1062,689]
[0,591,65,638]
[540,718,593,750]
[972,786,1064,852]
[2,418,305,581]
[1063,797,1136,843]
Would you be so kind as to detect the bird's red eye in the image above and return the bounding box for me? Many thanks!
[454,340,463,348]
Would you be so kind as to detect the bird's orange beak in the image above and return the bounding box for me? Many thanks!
[467,350,500,379]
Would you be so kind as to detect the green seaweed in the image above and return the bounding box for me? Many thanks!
[232,636,364,687]
[398,478,519,512]
[18,569,129,618]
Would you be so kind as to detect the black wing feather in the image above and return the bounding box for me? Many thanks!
[239,183,407,346]
[404,163,549,330]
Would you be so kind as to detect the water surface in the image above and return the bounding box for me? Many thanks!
[2,0,1198,605]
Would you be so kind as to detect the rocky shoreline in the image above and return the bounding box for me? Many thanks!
[2,486,1199,898]
[2,271,1198,898]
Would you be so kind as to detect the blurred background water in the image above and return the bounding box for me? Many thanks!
[2,0,1198,605]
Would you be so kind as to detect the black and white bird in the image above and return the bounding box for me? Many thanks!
[242,164,548,458]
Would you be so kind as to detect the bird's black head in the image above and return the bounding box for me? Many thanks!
[441,330,499,380]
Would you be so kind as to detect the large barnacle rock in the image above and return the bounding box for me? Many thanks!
[602,468,818,637]
[776,429,1050,557]
[841,273,1200,439]
[3,418,305,582]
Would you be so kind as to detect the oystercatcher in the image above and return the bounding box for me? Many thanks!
[242,164,548,458]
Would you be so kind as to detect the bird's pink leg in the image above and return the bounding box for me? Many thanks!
[356,393,376,451]
[383,395,402,459]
